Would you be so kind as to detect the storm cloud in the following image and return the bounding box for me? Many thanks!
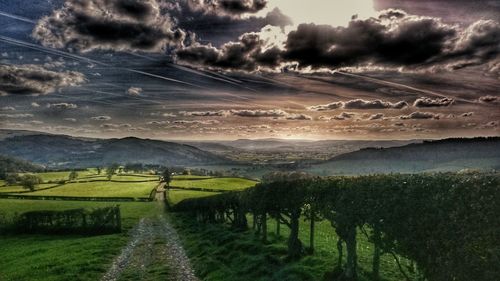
[413,97,454,107]
[229,109,310,120]
[307,99,408,111]
[186,0,268,16]
[400,111,441,119]
[0,64,85,96]
[33,0,186,53]
[283,10,500,71]
[176,9,500,72]
[176,31,282,71]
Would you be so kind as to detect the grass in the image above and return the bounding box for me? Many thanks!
[170,177,258,191]
[170,214,415,281]
[0,183,59,193]
[173,175,214,180]
[23,170,97,183]
[167,189,220,205]
[27,181,158,198]
[0,199,159,281]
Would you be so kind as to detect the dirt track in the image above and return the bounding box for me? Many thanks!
[101,184,198,281]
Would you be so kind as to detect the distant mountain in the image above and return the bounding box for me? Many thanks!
[183,138,419,162]
[0,131,230,168]
[308,137,500,175]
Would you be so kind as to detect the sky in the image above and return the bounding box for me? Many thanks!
[0,0,499,140]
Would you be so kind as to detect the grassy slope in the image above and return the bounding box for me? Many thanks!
[0,183,59,193]
[167,190,220,205]
[170,178,257,191]
[165,187,411,281]
[0,199,159,281]
[173,175,213,180]
[171,214,414,281]
[29,181,158,198]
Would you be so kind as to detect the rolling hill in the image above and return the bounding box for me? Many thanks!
[308,137,500,175]
[0,131,230,168]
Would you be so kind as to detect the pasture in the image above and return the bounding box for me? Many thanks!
[0,199,159,281]
[28,181,158,198]
[170,177,257,191]
[167,190,220,205]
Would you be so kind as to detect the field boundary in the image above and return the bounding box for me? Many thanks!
[0,183,65,194]
[168,186,230,193]
[0,193,152,202]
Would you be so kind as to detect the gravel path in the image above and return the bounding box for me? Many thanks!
[101,183,198,281]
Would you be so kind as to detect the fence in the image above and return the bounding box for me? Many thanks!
[5,206,121,235]
[0,193,151,202]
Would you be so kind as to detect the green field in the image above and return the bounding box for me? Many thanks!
[170,177,257,191]
[23,170,97,182]
[28,181,158,198]
[167,189,220,205]
[172,175,213,180]
[0,183,59,193]
[0,199,159,281]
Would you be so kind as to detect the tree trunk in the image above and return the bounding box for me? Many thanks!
[372,225,381,281]
[234,207,247,230]
[261,212,267,243]
[344,225,358,281]
[337,238,344,269]
[276,217,280,236]
[309,212,315,253]
[287,209,303,259]
[252,212,257,229]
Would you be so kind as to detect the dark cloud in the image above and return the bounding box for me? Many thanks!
[285,113,312,121]
[230,109,287,117]
[167,0,291,45]
[0,64,85,96]
[333,112,356,120]
[146,120,170,125]
[400,111,440,119]
[479,95,498,103]
[187,0,267,16]
[283,10,457,69]
[307,99,408,111]
[228,109,310,120]
[344,99,408,109]
[369,113,385,120]
[91,115,112,121]
[182,9,499,72]
[307,102,343,111]
[47,103,78,110]
[413,97,454,107]
[100,123,132,129]
[176,31,282,71]
[180,110,227,116]
[33,0,186,53]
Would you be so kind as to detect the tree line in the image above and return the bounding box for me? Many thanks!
[173,172,499,281]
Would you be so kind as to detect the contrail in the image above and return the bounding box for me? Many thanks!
[0,35,205,89]
[125,51,259,92]
[50,93,116,107]
[80,88,166,105]
[0,11,37,24]
[336,71,474,104]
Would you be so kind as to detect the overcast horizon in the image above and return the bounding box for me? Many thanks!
[1,0,499,141]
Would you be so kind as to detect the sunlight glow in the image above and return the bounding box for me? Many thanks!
[263,0,376,26]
